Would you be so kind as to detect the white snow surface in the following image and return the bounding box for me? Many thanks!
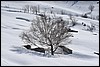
[1,1,99,66]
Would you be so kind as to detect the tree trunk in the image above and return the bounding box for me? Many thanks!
[38,5,40,13]
[36,10,37,15]
[50,44,54,55]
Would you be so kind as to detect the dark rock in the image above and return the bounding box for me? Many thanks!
[94,52,99,55]
[16,17,30,22]
[59,46,72,54]
[68,29,78,32]
[23,45,45,53]
[23,45,31,49]
[31,48,45,53]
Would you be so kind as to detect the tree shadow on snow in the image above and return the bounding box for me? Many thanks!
[10,46,47,57]
[69,52,98,59]
[10,46,98,59]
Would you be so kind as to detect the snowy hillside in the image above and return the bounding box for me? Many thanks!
[1,1,99,66]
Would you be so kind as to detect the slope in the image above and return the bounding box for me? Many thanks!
[1,1,99,66]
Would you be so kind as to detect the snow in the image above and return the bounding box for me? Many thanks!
[1,1,99,66]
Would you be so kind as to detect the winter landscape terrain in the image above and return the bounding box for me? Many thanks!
[1,1,99,66]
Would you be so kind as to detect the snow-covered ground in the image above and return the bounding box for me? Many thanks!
[1,1,99,66]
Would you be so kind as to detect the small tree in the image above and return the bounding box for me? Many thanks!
[86,22,96,32]
[33,6,38,14]
[96,15,99,21]
[61,10,65,15]
[37,5,40,13]
[20,14,72,55]
[69,14,77,26]
[88,4,94,12]
[30,5,34,14]
[29,5,38,14]
[50,7,54,14]
[23,5,30,13]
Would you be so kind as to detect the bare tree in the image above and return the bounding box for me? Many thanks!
[37,5,40,13]
[86,22,96,32]
[61,10,64,15]
[88,4,94,12]
[30,5,34,14]
[30,5,39,14]
[96,15,99,21]
[20,14,72,55]
[23,5,30,13]
[33,6,38,14]
[50,7,54,14]
[69,14,77,26]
